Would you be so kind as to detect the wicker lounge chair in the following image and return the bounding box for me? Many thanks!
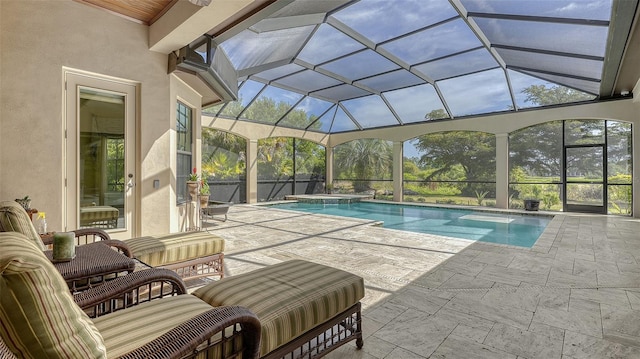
[0,200,225,282]
[0,200,130,255]
[0,232,261,359]
[201,201,232,223]
[194,260,365,358]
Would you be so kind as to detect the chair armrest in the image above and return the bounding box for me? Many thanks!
[73,228,111,242]
[73,229,132,257]
[41,229,132,256]
[41,228,112,246]
[119,306,261,359]
[74,268,187,317]
[97,239,132,257]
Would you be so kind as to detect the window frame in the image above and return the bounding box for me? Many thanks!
[176,101,193,204]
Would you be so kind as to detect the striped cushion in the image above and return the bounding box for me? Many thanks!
[80,206,119,227]
[93,295,212,359]
[193,260,365,356]
[125,231,224,267]
[0,200,45,251]
[0,232,106,358]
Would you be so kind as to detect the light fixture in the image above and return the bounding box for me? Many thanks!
[188,0,212,6]
[621,89,630,96]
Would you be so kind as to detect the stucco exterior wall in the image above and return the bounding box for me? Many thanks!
[169,75,202,232]
[0,0,175,234]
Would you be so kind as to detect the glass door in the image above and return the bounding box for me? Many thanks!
[65,71,138,239]
[564,145,606,213]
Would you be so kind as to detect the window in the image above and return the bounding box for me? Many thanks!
[177,101,193,203]
[106,137,125,194]
[255,137,326,201]
[403,132,496,206]
[334,138,393,195]
[509,121,562,211]
[509,119,632,214]
[202,129,248,203]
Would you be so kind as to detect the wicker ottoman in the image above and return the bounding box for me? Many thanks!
[125,231,224,280]
[193,260,365,358]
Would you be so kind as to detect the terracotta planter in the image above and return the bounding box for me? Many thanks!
[186,181,199,199]
[199,194,210,208]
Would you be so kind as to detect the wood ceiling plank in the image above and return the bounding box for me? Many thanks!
[75,0,175,25]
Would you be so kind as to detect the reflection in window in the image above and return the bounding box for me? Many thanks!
[79,88,126,229]
[106,138,125,194]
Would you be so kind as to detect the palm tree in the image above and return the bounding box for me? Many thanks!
[334,139,392,192]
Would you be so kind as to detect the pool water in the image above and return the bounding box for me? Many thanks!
[268,201,551,248]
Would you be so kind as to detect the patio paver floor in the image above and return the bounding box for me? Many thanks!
[198,204,640,358]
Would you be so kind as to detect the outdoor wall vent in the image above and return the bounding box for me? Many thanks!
[168,36,238,106]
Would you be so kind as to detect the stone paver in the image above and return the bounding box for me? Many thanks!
[199,205,640,358]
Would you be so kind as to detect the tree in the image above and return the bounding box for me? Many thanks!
[424,109,448,121]
[522,84,593,106]
[509,121,562,179]
[334,139,392,192]
[257,137,293,179]
[607,121,632,180]
[202,129,246,180]
[412,131,495,196]
[294,139,325,176]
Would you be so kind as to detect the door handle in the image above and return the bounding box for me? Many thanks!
[126,173,134,190]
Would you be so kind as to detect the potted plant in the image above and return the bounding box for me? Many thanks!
[524,199,540,211]
[186,167,199,199]
[15,196,31,211]
[199,179,210,207]
[524,186,541,211]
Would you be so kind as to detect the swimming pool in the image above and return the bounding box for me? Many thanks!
[267,201,551,248]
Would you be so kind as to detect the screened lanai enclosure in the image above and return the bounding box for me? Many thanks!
[190,0,636,215]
